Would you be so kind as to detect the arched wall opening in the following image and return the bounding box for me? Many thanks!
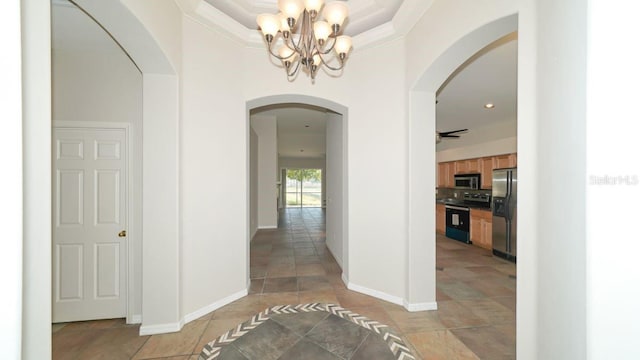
[63,0,182,335]
[246,95,349,280]
[405,13,519,308]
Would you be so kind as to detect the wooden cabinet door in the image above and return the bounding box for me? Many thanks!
[436,204,446,234]
[493,154,515,169]
[480,157,493,189]
[455,160,468,174]
[466,159,480,173]
[470,209,493,250]
[482,220,493,248]
[445,163,455,188]
[438,162,456,188]
[470,210,481,243]
[438,163,447,188]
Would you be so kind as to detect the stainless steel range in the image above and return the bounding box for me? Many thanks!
[445,204,470,243]
[443,192,491,244]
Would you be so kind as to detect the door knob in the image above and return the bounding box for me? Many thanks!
[118,230,127,237]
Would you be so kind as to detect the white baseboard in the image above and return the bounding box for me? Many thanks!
[341,272,349,287]
[139,320,184,336]
[403,301,438,312]
[139,289,248,335]
[258,225,277,230]
[345,281,404,306]
[182,289,248,324]
[127,314,142,325]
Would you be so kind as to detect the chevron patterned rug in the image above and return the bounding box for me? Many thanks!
[198,303,416,360]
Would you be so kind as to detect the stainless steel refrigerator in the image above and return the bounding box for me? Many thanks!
[492,168,517,262]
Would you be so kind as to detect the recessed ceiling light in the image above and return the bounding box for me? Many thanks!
[300,149,304,152]
[305,125,310,128]
[484,103,495,109]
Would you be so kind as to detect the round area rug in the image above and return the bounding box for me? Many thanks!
[198,303,416,360]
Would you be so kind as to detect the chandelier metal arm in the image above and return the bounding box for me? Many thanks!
[315,52,345,71]
[256,1,352,81]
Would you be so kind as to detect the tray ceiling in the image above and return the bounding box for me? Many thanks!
[204,0,404,36]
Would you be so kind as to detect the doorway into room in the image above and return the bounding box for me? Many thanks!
[285,168,323,208]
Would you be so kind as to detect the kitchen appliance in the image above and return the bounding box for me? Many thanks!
[462,192,491,208]
[445,204,471,244]
[454,174,481,190]
[492,168,517,262]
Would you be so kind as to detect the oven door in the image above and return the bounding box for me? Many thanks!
[445,205,471,244]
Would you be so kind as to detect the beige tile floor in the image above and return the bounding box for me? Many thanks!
[52,208,516,360]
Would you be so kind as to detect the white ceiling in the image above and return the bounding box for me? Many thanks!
[252,104,330,159]
[204,0,404,36]
[436,33,518,134]
[52,0,518,158]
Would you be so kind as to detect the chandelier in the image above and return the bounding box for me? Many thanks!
[256,0,353,81]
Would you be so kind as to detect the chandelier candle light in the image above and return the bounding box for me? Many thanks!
[257,0,353,80]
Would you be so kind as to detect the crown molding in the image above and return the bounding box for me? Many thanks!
[392,0,435,36]
[192,0,255,44]
[191,0,427,52]
[52,0,76,8]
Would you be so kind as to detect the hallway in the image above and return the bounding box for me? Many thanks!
[52,208,515,359]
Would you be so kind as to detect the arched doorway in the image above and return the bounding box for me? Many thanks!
[246,95,349,281]
[405,14,519,308]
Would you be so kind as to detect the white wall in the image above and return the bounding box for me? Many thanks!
[21,0,52,358]
[325,112,344,267]
[51,23,144,321]
[180,16,247,319]
[251,115,278,228]
[52,51,142,124]
[249,127,258,239]
[245,38,407,302]
[2,0,24,357]
[586,2,640,359]
[534,0,587,358]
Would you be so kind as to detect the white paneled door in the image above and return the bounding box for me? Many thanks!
[53,128,127,322]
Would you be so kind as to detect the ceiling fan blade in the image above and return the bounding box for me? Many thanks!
[440,134,461,138]
[439,128,468,136]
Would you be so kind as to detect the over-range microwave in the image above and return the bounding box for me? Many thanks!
[454,174,481,190]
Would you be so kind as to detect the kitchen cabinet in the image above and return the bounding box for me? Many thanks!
[466,159,480,173]
[438,162,455,188]
[470,208,492,250]
[455,160,467,174]
[436,204,445,234]
[493,153,517,169]
[480,157,494,189]
[455,159,480,174]
[437,153,517,189]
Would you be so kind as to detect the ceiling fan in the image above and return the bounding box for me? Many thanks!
[436,129,468,143]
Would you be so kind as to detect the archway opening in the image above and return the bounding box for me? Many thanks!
[406,12,519,312]
[246,95,349,284]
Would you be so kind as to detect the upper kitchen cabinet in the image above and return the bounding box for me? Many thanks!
[455,159,480,174]
[493,153,517,169]
[480,157,494,189]
[438,162,455,188]
[438,153,517,189]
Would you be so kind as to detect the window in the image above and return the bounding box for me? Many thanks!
[285,168,322,207]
